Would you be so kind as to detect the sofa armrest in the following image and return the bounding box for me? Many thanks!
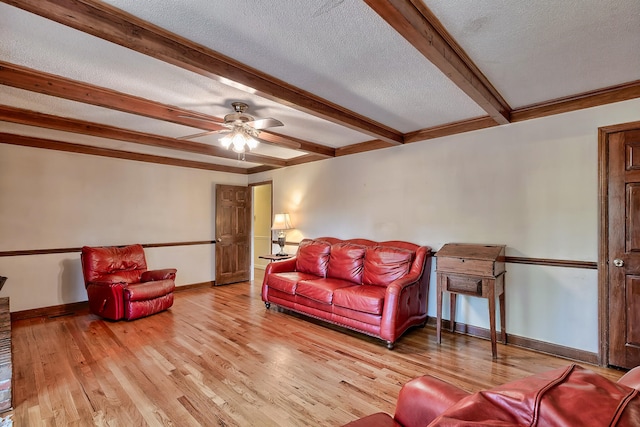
[386,273,421,294]
[262,257,298,299]
[141,268,177,282]
[394,375,470,427]
[264,257,297,275]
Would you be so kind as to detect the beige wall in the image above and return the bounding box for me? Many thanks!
[251,98,640,353]
[2,98,640,353]
[0,145,247,311]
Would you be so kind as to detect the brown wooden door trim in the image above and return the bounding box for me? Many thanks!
[598,120,640,367]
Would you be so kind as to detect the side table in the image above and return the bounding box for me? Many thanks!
[259,254,294,262]
[435,243,506,359]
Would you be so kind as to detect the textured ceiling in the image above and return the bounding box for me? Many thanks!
[0,0,638,174]
[426,0,640,107]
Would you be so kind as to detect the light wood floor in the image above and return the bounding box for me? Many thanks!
[10,271,623,426]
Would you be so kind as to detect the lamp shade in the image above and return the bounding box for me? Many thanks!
[271,213,293,230]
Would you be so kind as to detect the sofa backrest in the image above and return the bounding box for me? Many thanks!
[362,246,414,287]
[295,240,331,277]
[81,244,148,285]
[327,242,366,284]
[299,237,428,287]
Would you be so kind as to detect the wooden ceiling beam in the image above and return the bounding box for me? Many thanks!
[0,105,286,167]
[0,132,249,174]
[404,116,498,143]
[336,140,397,157]
[336,116,498,155]
[258,132,335,158]
[0,60,225,130]
[365,0,511,125]
[285,154,329,167]
[3,0,404,145]
[510,79,640,123]
[0,61,322,157]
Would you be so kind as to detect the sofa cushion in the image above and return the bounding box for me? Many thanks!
[333,285,386,315]
[363,246,414,287]
[327,243,366,284]
[296,278,357,304]
[296,240,331,277]
[267,272,319,295]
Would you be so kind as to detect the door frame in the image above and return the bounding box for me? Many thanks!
[598,119,640,366]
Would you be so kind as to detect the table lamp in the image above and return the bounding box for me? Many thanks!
[271,213,293,256]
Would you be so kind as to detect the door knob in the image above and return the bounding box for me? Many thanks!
[613,258,624,267]
[216,237,222,243]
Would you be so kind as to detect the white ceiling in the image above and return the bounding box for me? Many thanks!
[1,0,639,173]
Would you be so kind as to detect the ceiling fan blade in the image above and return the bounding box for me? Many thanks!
[247,118,284,130]
[177,129,227,140]
[254,135,301,150]
[177,114,224,124]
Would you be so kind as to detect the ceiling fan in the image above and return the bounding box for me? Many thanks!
[178,102,284,154]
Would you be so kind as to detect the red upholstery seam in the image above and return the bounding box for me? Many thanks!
[530,364,576,426]
[610,388,639,426]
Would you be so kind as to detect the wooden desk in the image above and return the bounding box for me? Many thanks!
[435,244,506,359]
[259,254,293,262]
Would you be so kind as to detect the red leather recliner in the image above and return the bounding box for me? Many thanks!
[81,244,176,320]
[343,364,640,426]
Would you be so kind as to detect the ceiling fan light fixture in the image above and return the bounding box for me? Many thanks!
[246,135,259,150]
[220,133,233,149]
[180,101,281,152]
[221,127,259,153]
[232,132,247,153]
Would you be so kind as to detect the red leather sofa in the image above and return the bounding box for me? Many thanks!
[261,237,432,348]
[81,244,177,320]
[343,364,640,426]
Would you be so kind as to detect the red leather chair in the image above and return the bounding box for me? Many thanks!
[343,364,640,426]
[81,244,176,320]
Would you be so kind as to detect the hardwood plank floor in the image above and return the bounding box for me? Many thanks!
[10,271,623,426]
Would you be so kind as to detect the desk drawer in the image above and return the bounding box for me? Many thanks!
[444,274,482,296]
[437,257,498,276]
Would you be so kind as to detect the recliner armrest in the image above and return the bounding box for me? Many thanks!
[86,281,127,320]
[342,412,400,427]
[141,268,177,282]
[618,365,640,390]
[394,375,470,427]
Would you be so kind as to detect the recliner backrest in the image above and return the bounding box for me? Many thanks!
[81,244,148,285]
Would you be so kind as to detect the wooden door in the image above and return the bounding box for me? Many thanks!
[608,128,640,368]
[215,184,251,285]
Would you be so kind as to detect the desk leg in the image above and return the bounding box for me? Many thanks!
[487,278,498,359]
[436,274,443,344]
[449,293,457,333]
[499,274,506,344]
